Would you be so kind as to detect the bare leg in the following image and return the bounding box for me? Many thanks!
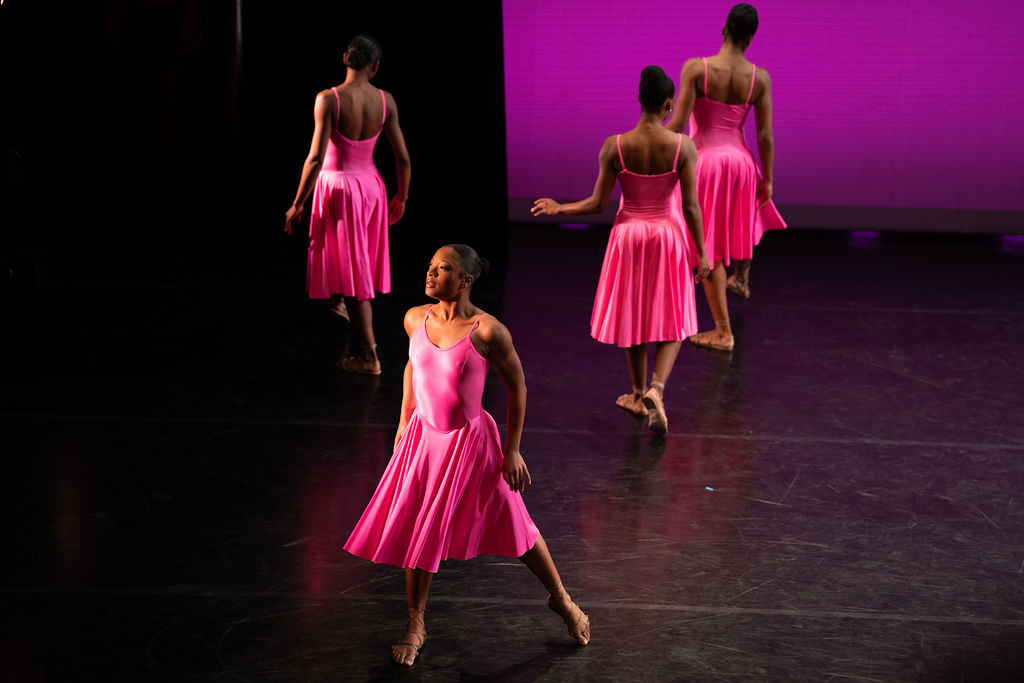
[392,568,432,666]
[616,344,648,416]
[727,258,751,299]
[651,341,681,387]
[520,536,590,645]
[690,262,734,351]
[338,297,381,373]
[638,340,681,435]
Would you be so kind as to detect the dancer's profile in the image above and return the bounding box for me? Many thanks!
[343,244,590,666]
[284,34,411,374]
[666,3,786,351]
[533,66,710,435]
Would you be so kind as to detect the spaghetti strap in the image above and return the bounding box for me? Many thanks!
[380,89,387,126]
[672,133,683,169]
[331,86,341,127]
[745,65,757,105]
[615,134,627,172]
[702,57,709,97]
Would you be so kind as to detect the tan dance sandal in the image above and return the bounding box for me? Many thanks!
[391,606,427,666]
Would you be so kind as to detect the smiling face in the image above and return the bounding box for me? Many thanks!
[425,247,470,300]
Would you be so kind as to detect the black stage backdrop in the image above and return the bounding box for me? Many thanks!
[2,1,509,290]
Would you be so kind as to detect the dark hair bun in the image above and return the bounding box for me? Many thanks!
[345,34,382,70]
[638,65,674,113]
[444,244,489,284]
[726,4,759,42]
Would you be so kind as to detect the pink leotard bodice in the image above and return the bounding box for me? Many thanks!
[321,87,386,174]
[410,310,488,433]
[614,133,683,222]
[688,58,756,152]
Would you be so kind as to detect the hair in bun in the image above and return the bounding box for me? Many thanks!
[345,34,382,70]
[638,65,675,113]
[725,4,758,43]
[445,244,490,284]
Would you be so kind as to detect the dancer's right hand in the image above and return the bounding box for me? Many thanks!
[531,198,561,216]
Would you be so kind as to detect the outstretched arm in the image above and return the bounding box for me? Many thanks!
[382,90,411,225]
[476,317,531,492]
[285,91,333,234]
[753,69,775,209]
[678,137,711,281]
[531,136,617,216]
[666,58,703,134]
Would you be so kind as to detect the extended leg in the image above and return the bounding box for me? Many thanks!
[616,344,649,416]
[338,297,381,374]
[520,535,590,645]
[690,262,734,351]
[392,568,432,666]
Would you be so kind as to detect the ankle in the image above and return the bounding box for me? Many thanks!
[714,320,732,335]
[648,380,665,398]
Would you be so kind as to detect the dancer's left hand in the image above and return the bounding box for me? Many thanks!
[388,196,406,225]
[502,450,532,492]
[756,178,773,210]
[695,253,711,283]
[284,204,303,235]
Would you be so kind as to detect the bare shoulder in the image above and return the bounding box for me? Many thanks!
[681,57,704,79]
[679,134,698,157]
[403,304,432,337]
[314,88,336,110]
[473,313,515,353]
[755,65,772,88]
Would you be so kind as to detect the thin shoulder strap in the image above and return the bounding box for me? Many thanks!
[672,133,683,170]
[702,57,709,96]
[331,87,341,127]
[379,89,387,125]
[745,65,757,105]
[615,134,627,172]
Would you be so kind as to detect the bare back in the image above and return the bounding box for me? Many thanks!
[333,82,386,140]
[615,127,685,175]
[701,54,765,106]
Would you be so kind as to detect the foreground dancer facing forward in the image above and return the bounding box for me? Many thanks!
[533,66,710,435]
[666,3,786,351]
[284,34,411,374]
[344,245,590,665]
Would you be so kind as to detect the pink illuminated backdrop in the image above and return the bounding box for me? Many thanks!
[503,1,1024,223]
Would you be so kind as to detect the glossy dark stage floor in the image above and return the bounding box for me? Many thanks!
[4,226,1024,681]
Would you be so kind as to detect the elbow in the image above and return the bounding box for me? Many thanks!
[682,200,702,219]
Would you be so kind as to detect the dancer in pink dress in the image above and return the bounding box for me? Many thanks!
[533,66,710,434]
[667,4,786,351]
[285,35,411,374]
[344,244,590,665]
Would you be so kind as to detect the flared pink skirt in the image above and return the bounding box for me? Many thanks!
[590,218,698,347]
[696,147,786,266]
[306,169,390,300]
[344,410,539,573]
